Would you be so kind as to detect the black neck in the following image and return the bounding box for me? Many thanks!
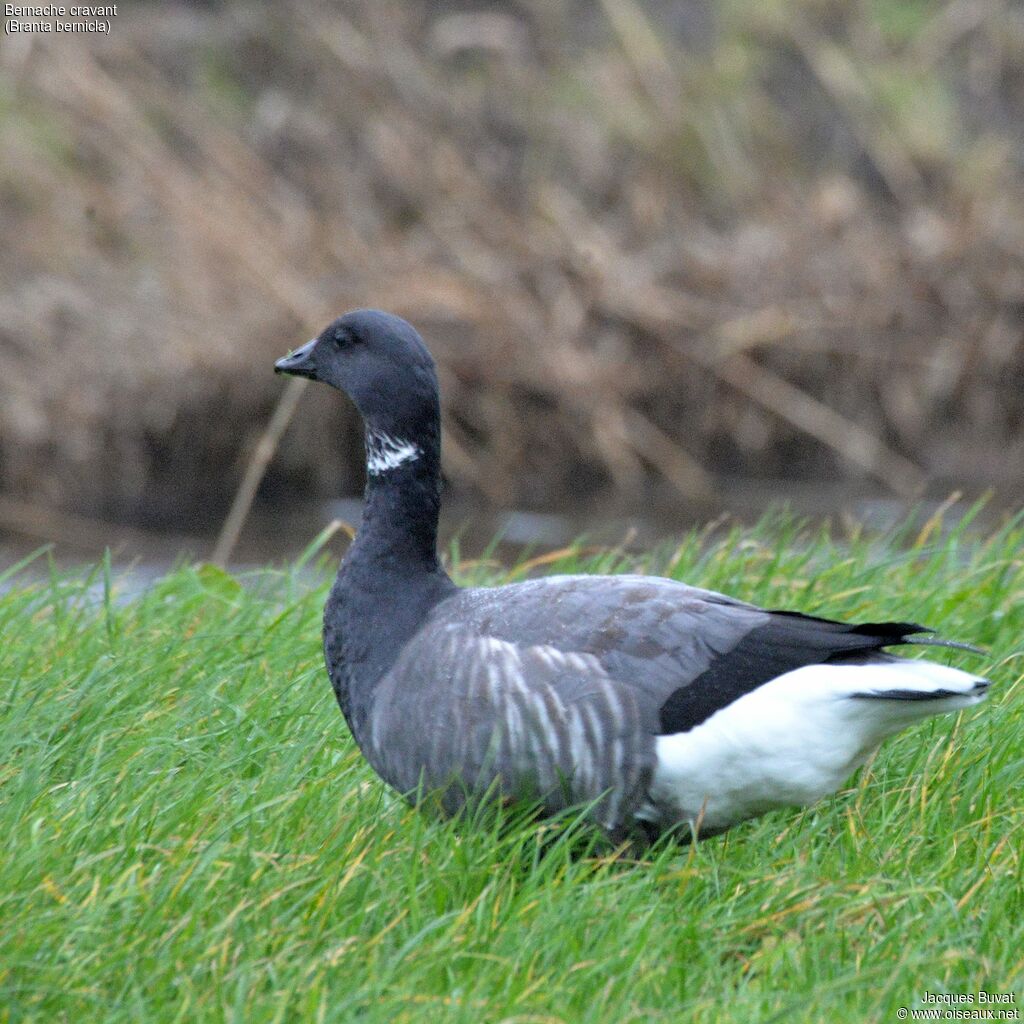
[323,411,456,738]
[350,424,443,574]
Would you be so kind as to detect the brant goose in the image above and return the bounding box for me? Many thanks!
[275,310,990,844]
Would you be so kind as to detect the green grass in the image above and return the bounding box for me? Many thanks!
[2,510,1023,1023]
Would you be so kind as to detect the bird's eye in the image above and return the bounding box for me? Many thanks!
[333,327,360,348]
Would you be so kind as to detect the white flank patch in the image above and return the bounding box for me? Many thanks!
[647,659,988,834]
[365,431,420,475]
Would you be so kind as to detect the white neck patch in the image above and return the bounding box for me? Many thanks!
[365,431,421,475]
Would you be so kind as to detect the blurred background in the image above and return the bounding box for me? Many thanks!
[2,0,1023,569]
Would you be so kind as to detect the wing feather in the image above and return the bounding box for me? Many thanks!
[368,623,653,830]
[415,575,958,736]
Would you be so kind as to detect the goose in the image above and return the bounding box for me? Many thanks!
[275,309,990,845]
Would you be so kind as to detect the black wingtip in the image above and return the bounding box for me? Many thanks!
[848,620,930,638]
[849,622,987,657]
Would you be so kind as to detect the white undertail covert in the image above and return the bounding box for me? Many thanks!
[645,658,988,835]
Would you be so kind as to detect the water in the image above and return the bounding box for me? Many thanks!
[0,480,1012,601]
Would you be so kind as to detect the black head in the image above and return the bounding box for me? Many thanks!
[275,310,439,432]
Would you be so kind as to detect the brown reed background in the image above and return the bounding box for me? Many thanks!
[1,0,1023,550]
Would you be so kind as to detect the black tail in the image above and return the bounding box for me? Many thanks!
[777,613,988,656]
[851,680,990,702]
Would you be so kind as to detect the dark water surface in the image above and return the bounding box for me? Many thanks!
[1,480,1016,601]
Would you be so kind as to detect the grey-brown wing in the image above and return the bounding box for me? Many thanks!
[365,624,655,832]
[423,575,935,735]
[421,575,772,726]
